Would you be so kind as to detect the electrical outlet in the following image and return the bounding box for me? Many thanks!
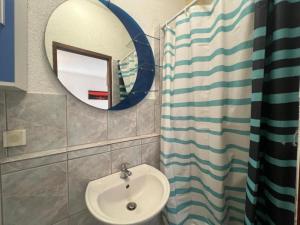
[3,130,26,148]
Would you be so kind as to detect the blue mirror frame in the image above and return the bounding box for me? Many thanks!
[98,0,155,111]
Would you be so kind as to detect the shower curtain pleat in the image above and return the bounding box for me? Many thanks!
[119,52,138,93]
[245,1,300,225]
[117,63,128,101]
[161,1,254,224]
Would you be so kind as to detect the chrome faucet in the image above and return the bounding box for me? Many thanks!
[120,163,132,179]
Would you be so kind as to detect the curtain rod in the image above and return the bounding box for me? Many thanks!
[121,49,136,62]
[161,0,199,30]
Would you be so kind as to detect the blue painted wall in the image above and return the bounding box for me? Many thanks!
[0,0,15,82]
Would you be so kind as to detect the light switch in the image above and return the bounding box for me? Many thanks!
[3,130,26,148]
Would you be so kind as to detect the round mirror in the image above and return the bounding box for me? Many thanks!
[45,0,154,110]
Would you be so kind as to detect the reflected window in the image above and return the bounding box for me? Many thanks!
[53,42,112,109]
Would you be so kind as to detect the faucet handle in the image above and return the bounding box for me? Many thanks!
[120,163,130,171]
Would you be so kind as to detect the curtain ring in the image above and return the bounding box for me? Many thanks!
[165,23,170,30]
[184,8,188,16]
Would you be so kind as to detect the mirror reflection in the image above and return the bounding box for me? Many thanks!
[45,0,139,109]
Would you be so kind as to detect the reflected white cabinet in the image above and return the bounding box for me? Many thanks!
[0,0,27,91]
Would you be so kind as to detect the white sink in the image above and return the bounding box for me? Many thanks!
[85,164,170,225]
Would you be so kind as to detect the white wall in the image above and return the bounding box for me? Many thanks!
[45,0,132,68]
[111,0,186,36]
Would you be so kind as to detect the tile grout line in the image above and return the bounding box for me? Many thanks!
[141,141,144,164]
[2,159,67,176]
[106,108,108,141]
[65,95,70,222]
[3,91,8,158]
[110,146,113,176]
[65,94,68,154]
[65,157,70,223]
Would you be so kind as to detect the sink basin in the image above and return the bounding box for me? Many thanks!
[85,164,170,225]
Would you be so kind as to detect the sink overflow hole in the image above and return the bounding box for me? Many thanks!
[126,184,130,189]
[127,202,137,211]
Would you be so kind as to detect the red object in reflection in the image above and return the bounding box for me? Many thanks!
[88,90,109,100]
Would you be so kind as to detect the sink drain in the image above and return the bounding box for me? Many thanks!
[127,202,137,211]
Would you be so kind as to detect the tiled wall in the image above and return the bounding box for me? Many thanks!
[0,90,161,225]
[0,0,163,224]
[2,138,161,225]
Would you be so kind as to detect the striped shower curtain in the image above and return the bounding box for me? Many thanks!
[245,1,300,225]
[119,51,138,93]
[161,0,254,224]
